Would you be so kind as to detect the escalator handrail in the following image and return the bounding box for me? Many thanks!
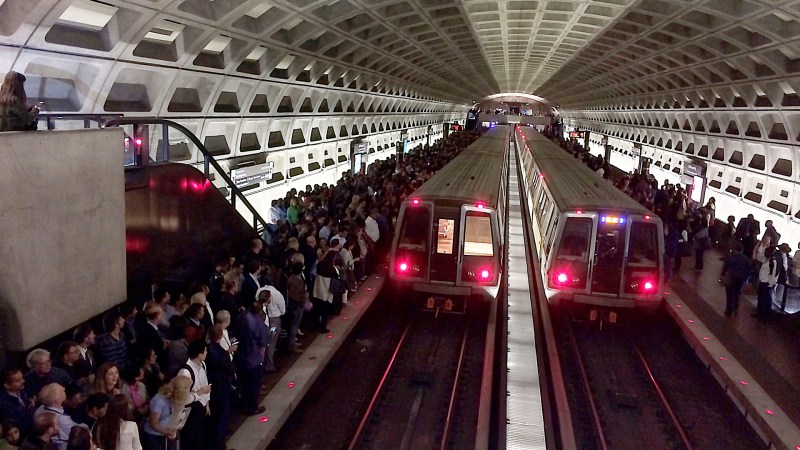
[104,117,268,233]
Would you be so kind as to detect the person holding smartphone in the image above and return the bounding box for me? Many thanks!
[206,325,236,450]
[0,71,40,132]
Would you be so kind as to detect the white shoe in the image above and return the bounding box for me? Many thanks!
[297,330,305,336]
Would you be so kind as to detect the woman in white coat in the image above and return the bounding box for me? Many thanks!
[95,394,142,450]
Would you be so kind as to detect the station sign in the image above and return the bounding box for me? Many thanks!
[568,131,586,139]
[231,161,274,189]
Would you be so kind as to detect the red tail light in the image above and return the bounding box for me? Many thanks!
[626,271,659,294]
[550,268,584,289]
[479,269,491,281]
[397,261,409,273]
[411,198,420,206]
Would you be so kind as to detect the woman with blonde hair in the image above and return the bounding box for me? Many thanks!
[141,376,192,450]
[92,363,121,396]
[0,71,40,132]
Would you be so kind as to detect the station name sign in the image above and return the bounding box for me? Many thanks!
[231,161,274,189]
[568,131,586,139]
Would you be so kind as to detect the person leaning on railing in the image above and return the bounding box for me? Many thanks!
[0,71,40,132]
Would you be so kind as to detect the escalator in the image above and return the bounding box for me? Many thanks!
[125,163,258,299]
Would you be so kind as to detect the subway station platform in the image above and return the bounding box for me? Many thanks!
[666,247,800,450]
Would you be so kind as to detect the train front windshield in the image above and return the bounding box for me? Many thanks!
[395,205,430,277]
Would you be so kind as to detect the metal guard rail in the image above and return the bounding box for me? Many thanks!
[104,117,269,233]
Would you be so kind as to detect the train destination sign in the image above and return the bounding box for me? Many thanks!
[231,161,274,188]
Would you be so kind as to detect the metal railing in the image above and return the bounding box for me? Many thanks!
[35,114,268,233]
[103,117,269,233]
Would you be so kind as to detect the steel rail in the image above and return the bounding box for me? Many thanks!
[565,319,609,450]
[440,323,471,450]
[634,345,695,450]
[347,320,414,450]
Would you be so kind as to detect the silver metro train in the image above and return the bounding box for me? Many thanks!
[516,126,665,314]
[389,126,511,309]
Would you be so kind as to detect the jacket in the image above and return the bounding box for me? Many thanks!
[0,97,36,132]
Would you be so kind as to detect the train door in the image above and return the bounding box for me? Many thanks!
[622,217,661,296]
[591,214,627,295]
[459,207,497,285]
[430,207,460,283]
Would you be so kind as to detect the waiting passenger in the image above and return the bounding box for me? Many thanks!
[0,71,40,132]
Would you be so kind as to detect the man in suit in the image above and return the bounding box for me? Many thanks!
[135,305,168,366]
[0,368,34,438]
[238,259,261,310]
[72,326,96,381]
[206,325,237,450]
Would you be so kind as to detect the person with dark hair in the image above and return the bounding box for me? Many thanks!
[61,385,85,427]
[163,317,188,380]
[136,305,167,367]
[95,313,128,369]
[182,304,205,345]
[206,325,235,450]
[285,262,308,355]
[53,342,82,385]
[65,425,95,450]
[0,71,40,132]
[119,365,148,422]
[0,368,34,438]
[233,293,269,417]
[754,245,779,319]
[71,393,108,433]
[175,341,210,450]
[72,326,96,388]
[94,394,140,450]
[238,259,262,311]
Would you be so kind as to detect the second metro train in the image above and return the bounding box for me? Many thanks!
[516,126,665,313]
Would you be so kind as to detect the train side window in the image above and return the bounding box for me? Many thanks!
[463,212,494,256]
[545,217,559,256]
[398,207,429,252]
[436,219,455,254]
[628,221,658,267]
[556,217,592,262]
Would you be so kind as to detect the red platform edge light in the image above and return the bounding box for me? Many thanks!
[765,409,775,415]
[687,319,695,323]
[740,380,748,386]
[719,356,727,361]
[287,382,295,388]
[327,334,333,339]
[258,416,269,423]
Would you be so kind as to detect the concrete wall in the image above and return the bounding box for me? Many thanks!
[0,128,126,354]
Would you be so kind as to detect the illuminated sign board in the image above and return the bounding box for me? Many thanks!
[600,215,626,225]
[569,131,586,139]
[231,161,274,188]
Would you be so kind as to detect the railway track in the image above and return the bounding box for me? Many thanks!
[348,308,482,450]
[557,310,764,449]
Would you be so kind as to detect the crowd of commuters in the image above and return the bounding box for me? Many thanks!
[546,127,800,319]
[0,129,482,450]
